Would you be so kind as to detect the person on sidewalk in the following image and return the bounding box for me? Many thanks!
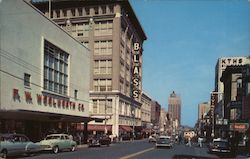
[186,137,192,147]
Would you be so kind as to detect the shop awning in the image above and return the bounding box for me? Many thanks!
[77,124,112,132]
[142,128,152,133]
[119,125,132,132]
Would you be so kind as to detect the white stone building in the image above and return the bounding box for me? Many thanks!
[0,0,90,141]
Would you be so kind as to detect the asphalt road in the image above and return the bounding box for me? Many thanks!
[16,140,247,159]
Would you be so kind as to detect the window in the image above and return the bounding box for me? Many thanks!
[93,79,112,92]
[94,40,112,55]
[94,60,112,75]
[93,100,98,113]
[107,100,112,113]
[74,90,78,99]
[71,9,75,17]
[108,5,114,14]
[94,7,99,15]
[85,7,90,15]
[94,21,113,36]
[75,23,89,37]
[62,10,67,17]
[101,6,106,14]
[78,8,82,16]
[24,73,31,87]
[44,40,69,95]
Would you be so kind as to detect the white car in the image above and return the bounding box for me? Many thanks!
[39,134,77,154]
[148,135,157,143]
[155,136,173,148]
[0,133,41,159]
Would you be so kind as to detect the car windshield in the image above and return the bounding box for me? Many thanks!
[214,141,229,147]
[45,135,61,140]
[158,138,171,143]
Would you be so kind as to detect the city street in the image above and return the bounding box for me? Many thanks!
[16,139,247,159]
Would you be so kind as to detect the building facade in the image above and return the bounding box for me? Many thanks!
[159,108,167,133]
[168,91,181,130]
[0,0,90,142]
[220,65,249,141]
[242,65,250,122]
[198,102,210,120]
[141,92,152,128]
[32,0,147,137]
[215,57,250,101]
[151,100,161,132]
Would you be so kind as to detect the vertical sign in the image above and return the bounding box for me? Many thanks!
[132,43,140,99]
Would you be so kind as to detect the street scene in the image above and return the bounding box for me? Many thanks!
[0,0,250,159]
[15,139,246,159]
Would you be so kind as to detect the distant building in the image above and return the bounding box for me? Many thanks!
[198,102,210,120]
[159,108,167,133]
[151,100,161,131]
[168,91,181,129]
[141,92,152,128]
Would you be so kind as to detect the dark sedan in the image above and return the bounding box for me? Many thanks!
[88,135,111,147]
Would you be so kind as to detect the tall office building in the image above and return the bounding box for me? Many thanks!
[168,91,181,129]
[33,0,147,136]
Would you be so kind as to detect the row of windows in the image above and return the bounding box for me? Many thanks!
[119,101,141,118]
[93,79,112,92]
[92,99,112,114]
[94,21,113,36]
[51,5,114,19]
[94,40,112,55]
[119,118,140,126]
[94,60,112,75]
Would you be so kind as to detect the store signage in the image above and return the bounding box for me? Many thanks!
[36,94,84,112]
[132,43,140,99]
[221,58,243,68]
[230,123,249,132]
[12,89,84,112]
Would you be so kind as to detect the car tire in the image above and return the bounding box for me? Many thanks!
[1,150,7,159]
[52,146,59,154]
[71,145,76,152]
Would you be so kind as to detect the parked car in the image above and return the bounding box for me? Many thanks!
[0,133,41,159]
[39,134,77,154]
[155,136,173,148]
[208,138,231,155]
[88,135,111,147]
[148,134,157,143]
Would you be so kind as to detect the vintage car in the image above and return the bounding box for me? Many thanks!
[208,138,231,155]
[148,134,157,143]
[155,136,173,148]
[88,135,111,147]
[0,133,41,159]
[39,134,77,154]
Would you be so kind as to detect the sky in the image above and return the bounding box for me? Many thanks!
[130,0,250,127]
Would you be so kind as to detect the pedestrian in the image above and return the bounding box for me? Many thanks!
[198,137,202,148]
[186,137,191,147]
